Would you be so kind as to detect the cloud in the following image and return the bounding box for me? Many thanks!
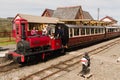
[0,0,120,23]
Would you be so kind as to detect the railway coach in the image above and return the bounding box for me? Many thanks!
[67,25,120,48]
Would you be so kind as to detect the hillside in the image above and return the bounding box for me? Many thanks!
[0,18,13,32]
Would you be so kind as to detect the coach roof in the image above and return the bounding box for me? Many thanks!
[66,24,105,28]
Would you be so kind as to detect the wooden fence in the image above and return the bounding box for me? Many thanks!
[0,32,15,43]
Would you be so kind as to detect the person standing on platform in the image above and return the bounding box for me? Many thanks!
[78,52,91,78]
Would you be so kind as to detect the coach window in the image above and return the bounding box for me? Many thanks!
[79,28,81,35]
[100,28,102,33]
[115,29,118,32]
[95,28,97,34]
[74,28,79,36]
[86,28,90,35]
[81,28,85,35]
[97,28,100,34]
[114,29,116,32]
[102,28,105,33]
[69,28,73,38]
[108,29,110,32]
[113,29,115,32]
[110,29,112,32]
[91,28,94,34]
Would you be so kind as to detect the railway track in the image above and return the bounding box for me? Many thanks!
[19,39,120,80]
[0,47,9,51]
[0,61,20,73]
[0,48,20,73]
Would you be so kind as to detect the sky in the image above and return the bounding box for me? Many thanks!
[0,0,120,23]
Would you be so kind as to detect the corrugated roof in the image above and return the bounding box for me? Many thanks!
[52,6,81,19]
[14,13,59,24]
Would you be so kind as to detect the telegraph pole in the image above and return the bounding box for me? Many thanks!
[97,8,100,20]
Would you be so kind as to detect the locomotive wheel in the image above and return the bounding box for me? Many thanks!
[41,53,49,62]
[41,53,46,61]
[26,55,41,64]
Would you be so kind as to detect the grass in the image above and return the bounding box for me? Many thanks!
[0,41,16,46]
[0,37,16,46]
[0,37,15,41]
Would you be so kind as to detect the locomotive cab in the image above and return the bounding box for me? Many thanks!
[13,19,28,42]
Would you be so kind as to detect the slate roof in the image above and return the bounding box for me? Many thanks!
[83,11,93,20]
[41,9,54,17]
[52,6,82,19]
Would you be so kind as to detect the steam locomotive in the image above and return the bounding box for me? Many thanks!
[6,18,120,64]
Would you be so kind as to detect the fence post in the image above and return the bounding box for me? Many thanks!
[9,32,11,41]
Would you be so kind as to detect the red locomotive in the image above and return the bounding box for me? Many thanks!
[6,16,69,64]
[6,14,120,64]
